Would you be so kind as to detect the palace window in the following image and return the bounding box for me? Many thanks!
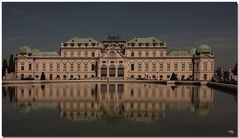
[42,63,46,71]
[85,51,88,57]
[78,43,81,47]
[63,51,67,57]
[160,51,163,57]
[63,63,67,71]
[92,52,95,57]
[203,62,207,71]
[131,52,134,57]
[153,51,156,57]
[57,63,60,71]
[138,63,142,71]
[189,63,192,71]
[196,63,199,71]
[21,63,24,71]
[167,63,170,71]
[63,43,67,47]
[138,51,142,57]
[146,51,149,57]
[152,63,156,71]
[160,63,163,71]
[145,63,149,71]
[71,51,74,57]
[174,63,178,71]
[84,63,88,71]
[145,43,149,46]
[77,63,81,71]
[49,63,53,71]
[36,63,39,71]
[70,63,74,72]
[182,62,185,71]
[91,64,95,71]
[78,51,81,57]
[28,63,32,71]
[131,64,134,71]
[130,89,134,97]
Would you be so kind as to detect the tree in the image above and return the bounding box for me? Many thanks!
[8,54,15,73]
[2,59,8,77]
[40,72,46,80]
[170,72,177,80]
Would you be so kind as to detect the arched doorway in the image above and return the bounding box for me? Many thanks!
[101,65,107,77]
[118,65,124,77]
[109,65,116,77]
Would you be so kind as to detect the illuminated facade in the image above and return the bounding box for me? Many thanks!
[15,35,215,80]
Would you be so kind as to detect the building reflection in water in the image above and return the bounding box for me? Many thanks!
[3,83,214,123]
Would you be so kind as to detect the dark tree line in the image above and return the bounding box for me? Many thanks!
[2,54,15,77]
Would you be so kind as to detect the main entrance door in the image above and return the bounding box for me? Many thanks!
[109,65,116,77]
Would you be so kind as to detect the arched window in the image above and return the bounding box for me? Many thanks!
[203,62,207,71]
[92,52,95,57]
[211,61,214,71]
[145,51,149,57]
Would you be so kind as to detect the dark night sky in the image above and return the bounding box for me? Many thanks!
[2,2,237,69]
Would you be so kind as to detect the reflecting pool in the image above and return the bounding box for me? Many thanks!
[2,83,237,136]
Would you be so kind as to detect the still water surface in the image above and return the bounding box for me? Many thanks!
[2,83,237,136]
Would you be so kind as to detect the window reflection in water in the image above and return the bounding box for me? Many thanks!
[3,83,214,123]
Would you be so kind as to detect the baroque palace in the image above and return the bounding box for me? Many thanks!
[15,35,214,80]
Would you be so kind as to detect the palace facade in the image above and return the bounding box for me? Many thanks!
[15,35,215,80]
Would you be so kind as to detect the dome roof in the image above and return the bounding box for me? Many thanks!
[19,45,32,54]
[196,44,211,54]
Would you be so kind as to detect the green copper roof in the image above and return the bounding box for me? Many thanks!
[32,48,41,53]
[196,44,211,54]
[18,46,58,56]
[128,37,163,44]
[19,45,32,54]
[65,37,98,44]
[32,51,58,56]
[167,50,192,56]
[190,48,197,55]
